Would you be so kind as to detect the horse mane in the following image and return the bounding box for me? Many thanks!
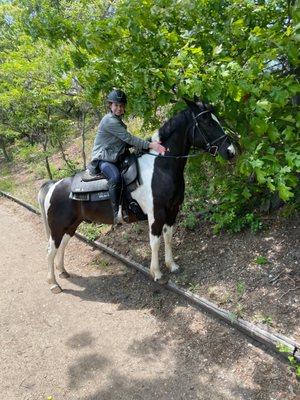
[158,109,189,142]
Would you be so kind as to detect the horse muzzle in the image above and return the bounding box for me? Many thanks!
[226,144,236,159]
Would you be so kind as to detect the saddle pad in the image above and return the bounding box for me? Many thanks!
[71,172,108,193]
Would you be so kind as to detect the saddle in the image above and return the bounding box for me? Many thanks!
[69,154,140,202]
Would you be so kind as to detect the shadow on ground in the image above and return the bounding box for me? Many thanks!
[62,268,299,400]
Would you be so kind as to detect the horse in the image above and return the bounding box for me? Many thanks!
[38,98,236,293]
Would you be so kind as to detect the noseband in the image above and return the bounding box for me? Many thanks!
[192,110,228,157]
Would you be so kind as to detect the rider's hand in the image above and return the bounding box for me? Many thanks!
[149,140,166,155]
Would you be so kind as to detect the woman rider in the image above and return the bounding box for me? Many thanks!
[87,89,166,225]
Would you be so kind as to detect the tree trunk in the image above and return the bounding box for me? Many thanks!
[57,138,72,168]
[81,110,87,170]
[45,155,52,180]
[41,136,52,180]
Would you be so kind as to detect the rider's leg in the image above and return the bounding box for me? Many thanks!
[99,161,123,225]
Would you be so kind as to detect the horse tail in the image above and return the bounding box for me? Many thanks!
[38,180,56,239]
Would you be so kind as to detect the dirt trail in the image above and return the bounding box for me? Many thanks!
[0,196,298,400]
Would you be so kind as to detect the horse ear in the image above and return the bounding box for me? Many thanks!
[183,97,204,111]
[194,95,205,109]
[206,103,215,112]
[183,97,197,109]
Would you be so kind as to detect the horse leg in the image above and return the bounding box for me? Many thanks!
[163,224,179,273]
[47,237,62,294]
[148,212,165,281]
[56,234,71,279]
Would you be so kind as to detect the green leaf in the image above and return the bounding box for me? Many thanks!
[242,187,251,199]
[212,44,223,56]
[255,168,267,183]
[251,118,268,135]
[267,126,279,142]
[255,99,271,115]
[278,183,294,201]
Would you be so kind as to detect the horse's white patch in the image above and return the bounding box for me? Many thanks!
[227,144,236,155]
[47,237,58,284]
[131,130,165,213]
[131,154,155,215]
[44,179,63,219]
[163,225,179,272]
[131,153,165,279]
[56,234,71,272]
[211,113,221,125]
[149,233,162,280]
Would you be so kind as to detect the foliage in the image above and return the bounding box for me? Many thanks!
[180,210,198,230]
[277,343,300,379]
[51,160,81,179]
[0,0,299,230]
[78,222,101,241]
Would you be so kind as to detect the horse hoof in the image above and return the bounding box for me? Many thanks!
[168,263,181,273]
[50,284,62,294]
[156,275,169,285]
[172,265,184,275]
[59,271,70,279]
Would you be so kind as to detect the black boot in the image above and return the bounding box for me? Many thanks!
[107,181,123,225]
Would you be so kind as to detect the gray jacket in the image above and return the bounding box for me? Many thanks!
[91,112,149,163]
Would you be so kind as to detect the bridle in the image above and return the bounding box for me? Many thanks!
[143,109,230,159]
[191,110,228,157]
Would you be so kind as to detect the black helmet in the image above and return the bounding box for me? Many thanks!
[107,89,127,104]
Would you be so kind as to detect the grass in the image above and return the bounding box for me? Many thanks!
[236,281,246,299]
[234,303,245,318]
[255,255,269,265]
[78,222,102,241]
[0,175,16,192]
[92,258,110,269]
[188,282,201,293]
[254,313,274,326]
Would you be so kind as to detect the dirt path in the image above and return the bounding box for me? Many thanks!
[0,197,299,400]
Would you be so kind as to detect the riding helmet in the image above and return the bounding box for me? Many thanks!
[107,89,127,104]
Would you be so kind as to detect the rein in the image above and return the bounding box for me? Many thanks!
[143,110,228,159]
[143,152,201,159]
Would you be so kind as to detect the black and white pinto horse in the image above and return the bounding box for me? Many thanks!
[38,99,236,293]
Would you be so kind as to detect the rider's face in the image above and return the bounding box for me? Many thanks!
[110,102,125,116]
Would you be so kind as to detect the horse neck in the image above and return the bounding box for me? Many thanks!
[161,111,192,171]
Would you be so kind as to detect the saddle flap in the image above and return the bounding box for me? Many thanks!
[71,172,108,193]
[122,154,138,186]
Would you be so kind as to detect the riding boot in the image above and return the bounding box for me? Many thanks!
[107,181,123,225]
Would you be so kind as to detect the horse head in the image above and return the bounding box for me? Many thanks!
[184,98,236,160]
